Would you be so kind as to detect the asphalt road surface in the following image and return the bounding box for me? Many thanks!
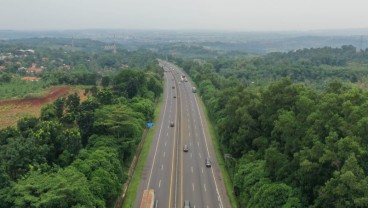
[135,60,231,208]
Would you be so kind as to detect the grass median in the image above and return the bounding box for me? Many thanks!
[122,95,163,208]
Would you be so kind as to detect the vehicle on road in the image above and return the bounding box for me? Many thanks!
[172,86,175,89]
[140,189,157,208]
[205,158,211,167]
[184,200,191,208]
[183,144,189,152]
[173,95,176,98]
[170,122,175,127]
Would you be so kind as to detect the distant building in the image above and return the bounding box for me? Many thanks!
[16,49,35,54]
[21,76,41,81]
[0,66,6,71]
[0,53,13,60]
[26,63,44,73]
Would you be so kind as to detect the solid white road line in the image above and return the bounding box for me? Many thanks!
[146,72,170,190]
[193,91,224,208]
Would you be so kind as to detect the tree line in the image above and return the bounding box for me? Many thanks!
[172,49,368,207]
[0,66,163,207]
[174,45,368,89]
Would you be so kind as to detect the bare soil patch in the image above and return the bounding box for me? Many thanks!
[0,86,70,129]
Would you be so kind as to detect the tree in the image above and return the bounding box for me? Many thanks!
[54,98,65,119]
[248,182,301,208]
[40,104,57,121]
[101,76,110,88]
[10,167,103,207]
[65,93,80,114]
[72,147,124,202]
[93,104,144,138]
[112,69,146,98]
[315,154,368,208]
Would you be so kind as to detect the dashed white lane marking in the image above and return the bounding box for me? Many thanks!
[199,153,202,158]
[197,141,200,147]
[164,152,166,157]
[204,184,207,192]
[165,142,167,147]
[191,166,193,173]
[145,72,169,191]
[202,167,204,174]
[161,164,164,170]
[192,183,195,192]
[189,132,191,137]
[159,180,161,188]
[190,153,193,158]
[166,132,168,137]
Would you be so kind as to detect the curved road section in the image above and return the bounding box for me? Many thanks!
[135,60,231,208]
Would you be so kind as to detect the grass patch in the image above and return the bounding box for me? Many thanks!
[122,94,164,208]
[198,97,239,208]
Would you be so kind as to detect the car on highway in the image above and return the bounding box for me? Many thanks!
[173,95,176,98]
[184,200,191,208]
[172,86,175,89]
[205,158,211,167]
[170,122,174,127]
[183,144,189,152]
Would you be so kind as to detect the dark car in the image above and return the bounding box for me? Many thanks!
[183,144,189,152]
[205,158,211,167]
[170,122,174,127]
[184,200,191,208]
[172,86,175,89]
[173,95,176,98]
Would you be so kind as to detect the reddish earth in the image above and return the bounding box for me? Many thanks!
[0,86,69,107]
[0,86,77,129]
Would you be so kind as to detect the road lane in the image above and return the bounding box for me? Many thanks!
[135,64,179,208]
[136,60,231,208]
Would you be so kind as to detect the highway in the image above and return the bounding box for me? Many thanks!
[135,60,231,208]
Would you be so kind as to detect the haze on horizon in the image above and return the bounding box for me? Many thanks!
[1,0,367,32]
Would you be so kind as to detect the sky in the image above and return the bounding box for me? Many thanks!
[1,0,368,31]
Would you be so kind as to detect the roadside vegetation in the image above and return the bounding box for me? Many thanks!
[0,39,164,207]
[171,45,368,207]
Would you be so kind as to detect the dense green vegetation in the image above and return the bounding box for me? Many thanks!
[0,67,163,207]
[172,46,368,207]
[3,36,368,207]
[173,45,368,88]
[0,38,164,207]
[0,78,52,99]
[0,38,159,100]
